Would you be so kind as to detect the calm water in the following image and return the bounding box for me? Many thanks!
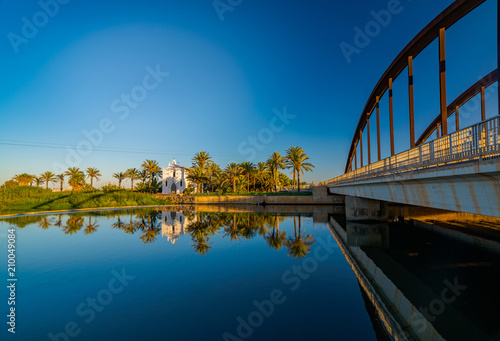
[0,207,499,340]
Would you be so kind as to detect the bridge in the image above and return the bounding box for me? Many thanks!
[326,0,500,219]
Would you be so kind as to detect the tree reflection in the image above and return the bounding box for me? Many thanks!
[27,210,317,257]
[84,216,100,235]
[136,211,162,244]
[266,216,287,250]
[223,215,241,241]
[186,215,217,255]
[62,216,84,235]
[38,216,54,230]
[285,215,316,259]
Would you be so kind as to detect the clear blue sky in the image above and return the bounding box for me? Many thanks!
[0,0,497,187]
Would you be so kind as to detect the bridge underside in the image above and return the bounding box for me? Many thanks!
[328,158,500,218]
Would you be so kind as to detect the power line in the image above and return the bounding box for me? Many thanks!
[0,139,240,157]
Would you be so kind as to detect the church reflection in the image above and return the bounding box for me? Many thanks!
[161,211,192,244]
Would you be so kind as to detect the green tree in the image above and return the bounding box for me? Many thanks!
[285,146,315,192]
[254,162,268,192]
[141,160,161,189]
[113,172,126,188]
[12,173,33,186]
[187,166,209,194]
[68,172,85,190]
[206,163,221,192]
[64,167,85,190]
[40,171,57,189]
[240,162,255,192]
[224,163,242,193]
[85,167,101,189]
[192,151,212,173]
[34,177,44,187]
[125,168,140,190]
[267,151,286,192]
[57,174,65,191]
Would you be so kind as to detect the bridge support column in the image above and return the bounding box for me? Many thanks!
[345,196,388,222]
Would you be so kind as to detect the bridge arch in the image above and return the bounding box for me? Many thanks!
[344,0,495,173]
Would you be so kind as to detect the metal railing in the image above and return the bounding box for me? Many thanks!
[327,115,500,186]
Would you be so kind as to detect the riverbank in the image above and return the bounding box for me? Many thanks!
[0,186,173,215]
[158,186,344,205]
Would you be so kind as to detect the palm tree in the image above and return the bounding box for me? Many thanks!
[192,151,212,173]
[224,163,242,193]
[57,174,65,191]
[64,167,85,190]
[206,163,221,192]
[125,168,139,190]
[13,173,33,186]
[240,162,255,192]
[85,167,101,189]
[34,177,44,187]
[254,162,268,192]
[267,151,286,192]
[40,171,57,189]
[112,172,126,188]
[141,160,161,189]
[285,146,315,192]
[68,172,85,190]
[187,167,208,194]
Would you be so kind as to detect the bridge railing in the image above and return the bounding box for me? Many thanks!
[327,115,500,186]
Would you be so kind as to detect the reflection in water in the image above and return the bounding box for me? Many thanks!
[330,216,500,341]
[62,216,84,235]
[84,217,99,235]
[285,216,316,259]
[161,211,192,244]
[6,209,318,258]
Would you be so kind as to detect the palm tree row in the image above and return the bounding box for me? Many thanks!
[186,147,314,193]
[7,146,314,193]
[9,167,102,191]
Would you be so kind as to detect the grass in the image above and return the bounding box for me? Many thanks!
[0,186,173,215]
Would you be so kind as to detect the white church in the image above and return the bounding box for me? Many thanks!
[162,158,195,194]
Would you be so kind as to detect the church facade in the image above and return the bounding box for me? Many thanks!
[162,159,194,194]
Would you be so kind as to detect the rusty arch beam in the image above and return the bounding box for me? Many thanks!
[416,69,498,146]
[345,0,487,173]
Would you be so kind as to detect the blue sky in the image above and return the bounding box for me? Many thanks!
[0,0,497,187]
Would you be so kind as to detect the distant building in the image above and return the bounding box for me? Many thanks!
[161,211,192,244]
[162,158,194,194]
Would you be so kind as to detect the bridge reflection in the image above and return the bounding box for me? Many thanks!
[329,216,500,340]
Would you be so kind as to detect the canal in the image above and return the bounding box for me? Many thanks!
[0,206,498,340]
